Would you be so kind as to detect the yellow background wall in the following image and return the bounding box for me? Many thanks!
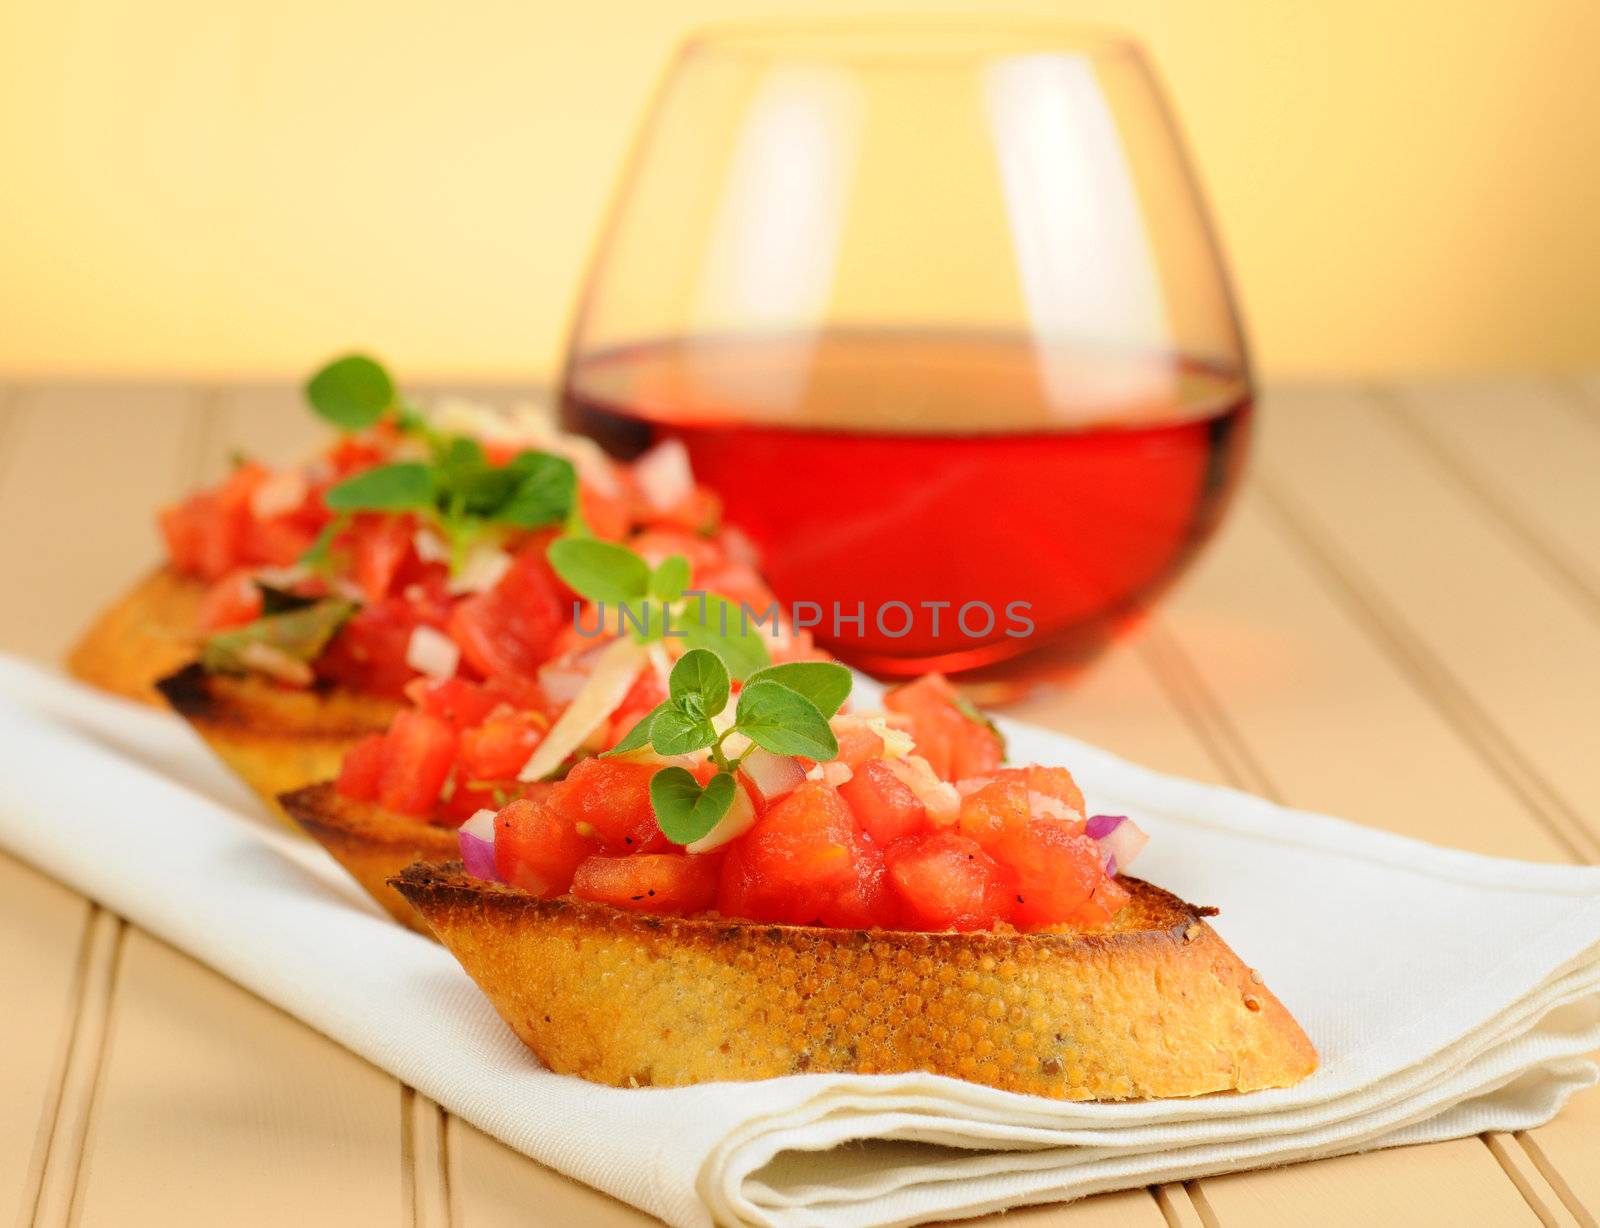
[1,1,1595,382]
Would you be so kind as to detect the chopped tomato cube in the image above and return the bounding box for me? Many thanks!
[990,820,1117,928]
[839,759,926,845]
[449,538,567,681]
[627,528,723,574]
[196,571,263,632]
[457,711,547,781]
[414,677,501,731]
[577,485,632,541]
[551,757,666,853]
[326,433,391,476]
[884,674,1003,782]
[346,513,416,603]
[606,664,669,747]
[988,765,1086,817]
[833,722,886,770]
[885,832,1013,932]
[374,710,456,815]
[494,795,595,895]
[571,853,720,914]
[335,733,386,801]
[716,782,863,925]
[316,598,442,700]
[956,777,1031,847]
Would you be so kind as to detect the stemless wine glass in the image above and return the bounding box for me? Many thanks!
[561,18,1251,681]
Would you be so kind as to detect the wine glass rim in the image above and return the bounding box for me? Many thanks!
[679,15,1142,64]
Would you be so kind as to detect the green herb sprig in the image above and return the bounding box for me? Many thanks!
[300,355,578,572]
[546,536,772,680]
[605,649,851,844]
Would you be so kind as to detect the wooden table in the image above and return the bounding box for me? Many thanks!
[2,379,1596,1228]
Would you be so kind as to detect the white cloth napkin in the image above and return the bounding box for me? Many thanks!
[1,653,1597,1228]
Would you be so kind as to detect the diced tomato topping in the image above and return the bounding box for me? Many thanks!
[884,674,1003,782]
[990,765,1086,816]
[956,777,1032,848]
[987,819,1119,928]
[346,513,416,603]
[716,782,867,926]
[494,795,595,895]
[607,665,668,746]
[628,528,723,575]
[439,776,550,826]
[335,733,386,802]
[652,487,721,535]
[449,538,568,681]
[196,571,263,632]
[839,759,926,845]
[577,486,632,541]
[414,677,501,731]
[571,853,720,914]
[885,832,1013,932]
[833,722,886,770]
[551,757,667,853]
[439,771,505,824]
[373,710,456,815]
[457,711,547,781]
[326,432,392,476]
[317,598,443,699]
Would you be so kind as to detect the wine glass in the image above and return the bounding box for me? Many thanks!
[561,18,1251,683]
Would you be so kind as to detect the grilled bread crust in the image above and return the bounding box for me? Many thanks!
[158,664,399,825]
[67,567,208,704]
[392,863,1318,1100]
[279,782,455,932]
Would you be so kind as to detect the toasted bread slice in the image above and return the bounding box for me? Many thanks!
[392,862,1318,1099]
[67,567,208,705]
[279,782,455,932]
[158,664,399,825]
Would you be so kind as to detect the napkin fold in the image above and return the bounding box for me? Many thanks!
[1,654,1597,1228]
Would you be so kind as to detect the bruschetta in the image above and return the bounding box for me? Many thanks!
[292,661,1316,1097]
[68,355,812,822]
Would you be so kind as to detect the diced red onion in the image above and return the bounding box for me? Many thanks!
[1088,813,1148,876]
[458,808,499,881]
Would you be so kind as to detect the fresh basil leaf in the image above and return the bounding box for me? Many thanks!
[649,707,718,756]
[744,661,851,719]
[447,462,521,516]
[650,554,691,602]
[734,680,837,760]
[200,599,356,676]
[324,462,434,511]
[649,767,736,845]
[305,355,394,429]
[602,702,668,757]
[547,537,651,604]
[498,452,576,527]
[438,435,486,469]
[678,593,771,681]
[668,647,730,717]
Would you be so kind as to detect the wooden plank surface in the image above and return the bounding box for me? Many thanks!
[0,379,1595,1228]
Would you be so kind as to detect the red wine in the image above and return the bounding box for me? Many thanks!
[563,331,1250,675]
